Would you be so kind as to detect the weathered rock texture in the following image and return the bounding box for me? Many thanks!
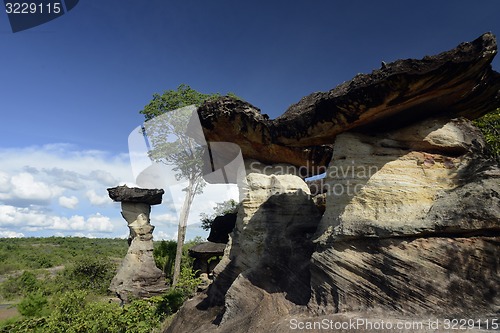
[166,34,500,333]
[167,173,322,332]
[196,33,500,175]
[310,117,500,315]
[315,117,499,242]
[107,186,167,303]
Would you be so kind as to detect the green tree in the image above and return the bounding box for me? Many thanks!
[200,199,239,231]
[473,107,500,161]
[140,84,219,286]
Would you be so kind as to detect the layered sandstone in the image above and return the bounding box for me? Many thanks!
[107,185,167,303]
[165,34,500,333]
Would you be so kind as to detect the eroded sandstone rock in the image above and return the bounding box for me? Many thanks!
[107,185,167,303]
[195,33,500,175]
[165,34,500,333]
[315,117,499,242]
[167,172,322,332]
[308,117,500,316]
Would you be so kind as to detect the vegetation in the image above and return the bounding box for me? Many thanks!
[200,199,239,231]
[473,107,500,161]
[139,84,224,286]
[0,236,203,332]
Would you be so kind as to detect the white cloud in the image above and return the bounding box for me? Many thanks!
[155,230,175,240]
[0,143,241,239]
[155,212,178,224]
[86,189,111,206]
[0,204,114,233]
[89,170,118,186]
[0,171,11,192]
[10,172,62,202]
[48,213,114,232]
[59,196,79,209]
[0,144,133,185]
[43,168,83,190]
[86,213,114,232]
[0,230,25,238]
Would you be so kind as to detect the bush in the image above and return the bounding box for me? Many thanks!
[155,289,186,316]
[51,256,115,295]
[17,291,48,317]
[473,108,500,161]
[153,240,177,282]
[1,271,40,300]
[2,290,166,333]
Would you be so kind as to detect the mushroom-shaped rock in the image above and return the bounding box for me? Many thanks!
[107,185,167,303]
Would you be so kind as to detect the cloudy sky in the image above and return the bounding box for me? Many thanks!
[1,0,500,239]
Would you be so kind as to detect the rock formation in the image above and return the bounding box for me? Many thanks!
[166,33,500,333]
[107,185,167,303]
[309,117,500,316]
[195,32,500,175]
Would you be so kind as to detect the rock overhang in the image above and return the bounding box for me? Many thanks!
[194,33,500,175]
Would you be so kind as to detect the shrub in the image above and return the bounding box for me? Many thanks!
[17,291,48,317]
[54,256,115,294]
[1,271,40,300]
[473,108,500,161]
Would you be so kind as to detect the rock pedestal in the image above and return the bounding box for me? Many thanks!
[107,185,167,303]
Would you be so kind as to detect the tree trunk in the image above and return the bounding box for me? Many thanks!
[172,181,195,287]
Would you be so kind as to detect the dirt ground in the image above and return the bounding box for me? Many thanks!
[0,304,19,322]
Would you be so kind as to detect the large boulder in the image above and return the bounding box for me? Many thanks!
[207,213,237,244]
[315,117,499,242]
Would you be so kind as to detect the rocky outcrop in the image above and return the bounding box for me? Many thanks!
[167,172,322,332]
[165,34,500,333]
[315,117,499,242]
[309,117,500,315]
[196,33,500,175]
[107,185,167,303]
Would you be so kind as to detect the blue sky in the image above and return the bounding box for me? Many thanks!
[1,0,500,240]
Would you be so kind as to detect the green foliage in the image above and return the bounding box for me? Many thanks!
[154,289,186,317]
[152,266,202,318]
[473,108,500,160]
[175,266,202,296]
[140,84,225,287]
[153,240,177,282]
[0,237,204,331]
[153,238,204,285]
[1,291,166,333]
[65,256,115,293]
[140,84,218,121]
[1,271,41,300]
[140,84,216,189]
[200,199,239,231]
[0,237,128,275]
[17,291,48,317]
